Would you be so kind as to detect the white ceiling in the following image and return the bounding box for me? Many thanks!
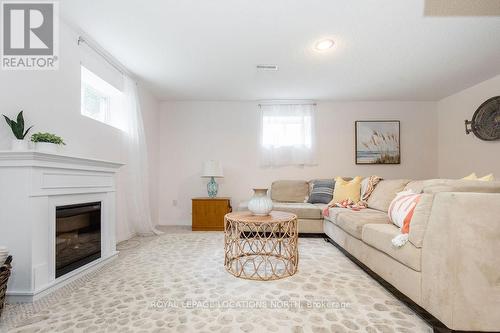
[61,0,500,101]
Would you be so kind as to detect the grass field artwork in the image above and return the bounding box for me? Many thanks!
[355,121,400,164]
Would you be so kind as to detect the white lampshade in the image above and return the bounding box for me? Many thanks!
[202,160,223,178]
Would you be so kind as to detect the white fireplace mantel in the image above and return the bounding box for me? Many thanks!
[0,150,123,170]
[0,151,124,302]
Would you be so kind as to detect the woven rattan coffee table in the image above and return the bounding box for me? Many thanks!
[224,211,298,281]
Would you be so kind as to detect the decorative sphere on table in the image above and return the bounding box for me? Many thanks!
[248,188,273,215]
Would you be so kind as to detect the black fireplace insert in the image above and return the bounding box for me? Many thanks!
[55,202,101,278]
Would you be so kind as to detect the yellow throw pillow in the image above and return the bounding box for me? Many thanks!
[462,173,478,180]
[332,176,362,203]
[479,174,495,181]
[462,173,495,181]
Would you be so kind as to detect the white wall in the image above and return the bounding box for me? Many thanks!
[437,74,500,179]
[158,101,438,225]
[0,23,161,242]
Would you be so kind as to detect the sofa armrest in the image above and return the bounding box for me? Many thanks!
[421,192,500,331]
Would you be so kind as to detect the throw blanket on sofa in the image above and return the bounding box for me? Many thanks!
[323,176,382,217]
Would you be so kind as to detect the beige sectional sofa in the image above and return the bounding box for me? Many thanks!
[239,178,500,332]
[239,180,327,233]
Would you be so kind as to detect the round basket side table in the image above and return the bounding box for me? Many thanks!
[224,211,298,281]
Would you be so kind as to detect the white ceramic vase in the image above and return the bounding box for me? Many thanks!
[248,188,273,216]
[35,142,59,153]
[11,139,29,151]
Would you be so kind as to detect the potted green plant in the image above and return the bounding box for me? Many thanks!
[30,132,65,153]
[2,111,33,151]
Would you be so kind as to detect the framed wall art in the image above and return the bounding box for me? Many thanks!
[355,121,400,164]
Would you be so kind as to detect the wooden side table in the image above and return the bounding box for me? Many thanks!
[192,197,231,231]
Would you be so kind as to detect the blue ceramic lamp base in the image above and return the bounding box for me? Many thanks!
[207,177,218,198]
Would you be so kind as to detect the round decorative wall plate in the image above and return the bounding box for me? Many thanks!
[465,96,500,141]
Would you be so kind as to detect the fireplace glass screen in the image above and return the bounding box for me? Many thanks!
[56,202,101,278]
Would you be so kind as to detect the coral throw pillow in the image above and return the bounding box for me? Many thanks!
[332,176,362,203]
[388,190,421,234]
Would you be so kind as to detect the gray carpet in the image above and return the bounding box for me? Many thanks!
[1,227,431,332]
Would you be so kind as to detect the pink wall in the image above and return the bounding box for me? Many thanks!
[158,101,438,225]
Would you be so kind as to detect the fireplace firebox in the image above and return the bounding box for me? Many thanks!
[55,202,101,278]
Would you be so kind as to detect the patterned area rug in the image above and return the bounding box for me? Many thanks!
[0,228,431,332]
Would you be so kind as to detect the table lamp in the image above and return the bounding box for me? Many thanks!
[202,160,223,198]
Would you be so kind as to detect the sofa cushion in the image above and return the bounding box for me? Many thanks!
[368,179,411,212]
[362,224,421,271]
[272,202,323,219]
[404,180,425,193]
[271,180,309,203]
[324,207,349,224]
[334,209,391,239]
[422,179,500,194]
[238,201,323,219]
[313,203,328,211]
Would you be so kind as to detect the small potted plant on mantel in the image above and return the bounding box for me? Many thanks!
[2,111,33,151]
[31,132,66,153]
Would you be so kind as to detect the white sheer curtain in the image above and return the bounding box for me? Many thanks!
[260,103,317,166]
[120,76,162,236]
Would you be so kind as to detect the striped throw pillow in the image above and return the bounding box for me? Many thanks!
[388,190,421,234]
[307,179,335,204]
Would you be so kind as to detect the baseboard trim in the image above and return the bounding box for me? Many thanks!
[7,252,119,303]
[323,236,489,333]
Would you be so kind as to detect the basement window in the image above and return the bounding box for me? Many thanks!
[80,65,125,130]
[260,103,317,166]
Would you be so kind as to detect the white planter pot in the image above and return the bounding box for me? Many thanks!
[248,188,273,216]
[35,142,60,153]
[11,139,29,151]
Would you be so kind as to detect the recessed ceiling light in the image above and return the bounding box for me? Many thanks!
[314,39,335,51]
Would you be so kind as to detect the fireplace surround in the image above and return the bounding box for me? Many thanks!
[0,151,123,302]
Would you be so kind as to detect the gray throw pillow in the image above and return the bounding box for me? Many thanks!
[308,179,335,204]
